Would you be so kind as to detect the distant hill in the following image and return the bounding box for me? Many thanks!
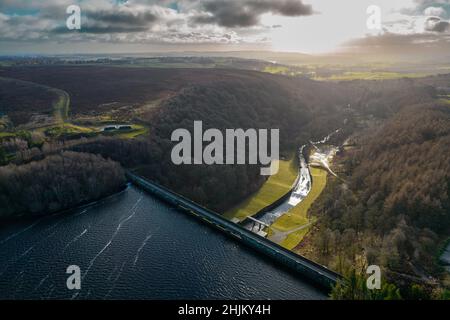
[0,77,59,125]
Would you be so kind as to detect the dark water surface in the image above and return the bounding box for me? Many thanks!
[0,185,325,299]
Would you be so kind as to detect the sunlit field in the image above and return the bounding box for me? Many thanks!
[272,167,328,249]
[224,157,298,222]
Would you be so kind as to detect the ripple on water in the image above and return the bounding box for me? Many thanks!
[0,186,326,300]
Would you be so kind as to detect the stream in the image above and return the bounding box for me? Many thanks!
[244,130,341,241]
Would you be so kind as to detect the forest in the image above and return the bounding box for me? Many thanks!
[0,67,446,219]
[1,66,449,298]
[10,66,347,212]
[0,151,125,218]
[0,66,351,215]
[299,98,450,298]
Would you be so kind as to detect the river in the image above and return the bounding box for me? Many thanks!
[0,185,325,300]
[246,130,340,234]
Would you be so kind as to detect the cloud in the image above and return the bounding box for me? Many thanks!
[82,6,159,34]
[0,2,178,39]
[192,0,313,27]
[424,16,450,32]
[0,0,448,54]
[0,1,156,35]
[424,6,446,17]
[0,0,312,43]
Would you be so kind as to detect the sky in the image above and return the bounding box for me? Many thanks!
[0,0,449,55]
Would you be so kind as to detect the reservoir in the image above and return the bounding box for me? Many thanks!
[0,185,325,300]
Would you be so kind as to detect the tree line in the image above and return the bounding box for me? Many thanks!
[0,151,125,218]
[300,100,450,299]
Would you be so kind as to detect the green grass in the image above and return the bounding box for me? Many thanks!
[316,71,431,81]
[272,167,327,231]
[113,125,149,139]
[224,157,298,222]
[64,123,95,133]
[0,115,13,136]
[0,78,149,141]
[51,89,70,124]
[438,98,450,106]
[0,132,15,138]
[281,227,310,250]
[271,167,328,249]
[111,61,216,69]
[263,65,289,74]
[44,123,96,138]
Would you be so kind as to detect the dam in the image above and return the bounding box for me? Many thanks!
[127,172,341,292]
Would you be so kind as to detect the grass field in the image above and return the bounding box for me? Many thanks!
[0,132,15,138]
[438,95,450,106]
[52,89,70,123]
[271,167,328,249]
[224,157,298,222]
[263,65,290,74]
[113,124,149,139]
[280,227,310,250]
[43,124,94,138]
[315,71,431,81]
[49,90,148,139]
[2,83,148,140]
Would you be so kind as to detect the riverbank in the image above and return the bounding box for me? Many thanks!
[271,167,328,249]
[226,130,340,252]
[224,157,298,222]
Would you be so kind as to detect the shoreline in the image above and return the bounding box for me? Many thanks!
[0,183,129,223]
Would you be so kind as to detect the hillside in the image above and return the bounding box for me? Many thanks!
[296,80,450,297]
[63,67,351,211]
[0,77,60,126]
